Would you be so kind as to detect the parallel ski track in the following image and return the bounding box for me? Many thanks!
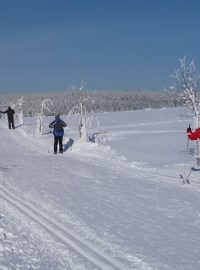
[13,129,51,155]
[13,129,200,189]
[4,129,155,270]
[74,154,200,190]
[4,128,198,268]
[76,153,179,181]
[13,130,179,180]
[71,153,200,189]
[0,183,131,270]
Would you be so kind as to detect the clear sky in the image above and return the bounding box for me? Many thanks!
[0,0,200,94]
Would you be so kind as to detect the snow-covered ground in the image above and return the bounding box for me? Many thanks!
[0,107,200,270]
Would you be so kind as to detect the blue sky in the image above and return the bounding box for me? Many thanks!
[0,0,200,94]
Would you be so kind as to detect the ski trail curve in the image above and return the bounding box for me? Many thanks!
[13,129,177,180]
[12,129,50,155]
[12,128,200,189]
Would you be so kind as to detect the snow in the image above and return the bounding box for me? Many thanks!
[0,107,200,270]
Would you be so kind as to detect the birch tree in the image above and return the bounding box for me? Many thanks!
[170,57,200,166]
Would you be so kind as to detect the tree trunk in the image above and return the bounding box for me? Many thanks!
[196,139,200,166]
[194,115,200,167]
[79,116,88,142]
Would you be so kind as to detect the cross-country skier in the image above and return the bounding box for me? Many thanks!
[49,115,67,154]
[0,106,15,129]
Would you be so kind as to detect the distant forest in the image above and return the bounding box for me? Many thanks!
[0,90,179,116]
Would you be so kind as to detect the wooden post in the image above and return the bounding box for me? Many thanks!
[194,115,200,167]
[196,139,200,166]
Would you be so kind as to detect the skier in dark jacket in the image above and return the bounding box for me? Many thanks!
[49,115,67,154]
[0,106,15,129]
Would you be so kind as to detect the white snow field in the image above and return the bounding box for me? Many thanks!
[0,107,200,270]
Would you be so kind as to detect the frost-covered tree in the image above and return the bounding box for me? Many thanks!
[35,99,53,135]
[0,90,176,116]
[170,56,200,166]
[15,96,24,125]
[79,114,88,142]
[68,79,93,142]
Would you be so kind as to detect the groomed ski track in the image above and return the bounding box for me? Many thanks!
[1,126,199,270]
[0,184,130,270]
[0,128,157,270]
[12,129,200,189]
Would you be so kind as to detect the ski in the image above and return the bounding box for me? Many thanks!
[180,174,190,184]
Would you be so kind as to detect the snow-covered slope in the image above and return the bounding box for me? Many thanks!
[0,107,199,270]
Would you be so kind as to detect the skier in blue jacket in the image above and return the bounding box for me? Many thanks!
[49,115,67,154]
